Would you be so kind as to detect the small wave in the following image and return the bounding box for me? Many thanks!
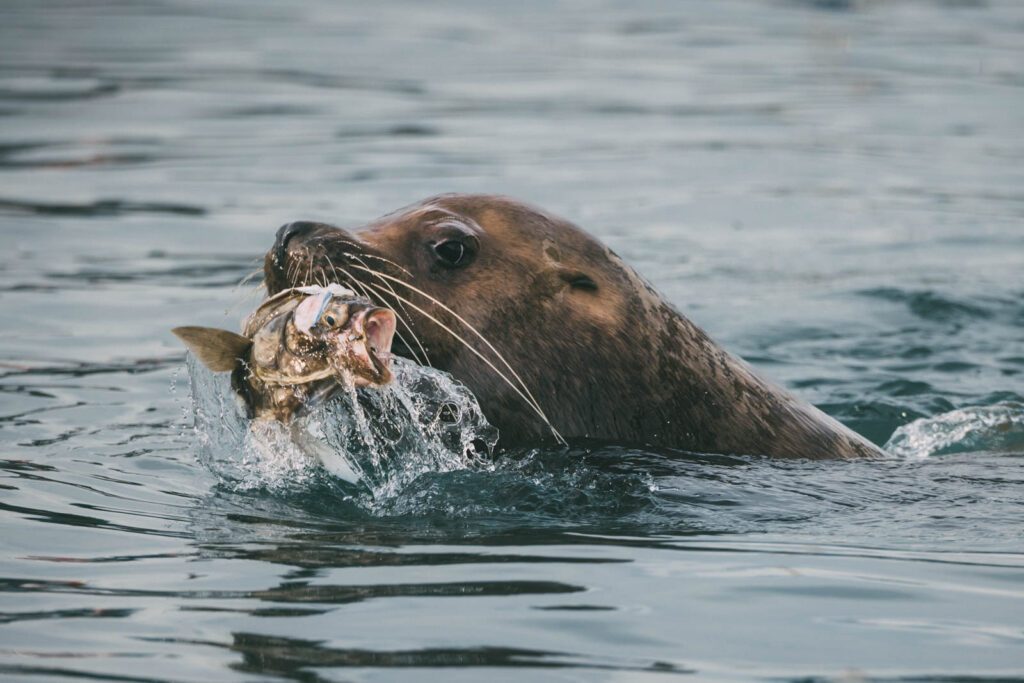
[884,402,1024,458]
[0,198,205,217]
[0,76,119,102]
[860,287,993,323]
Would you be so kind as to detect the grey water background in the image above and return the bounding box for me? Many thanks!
[1,0,1023,680]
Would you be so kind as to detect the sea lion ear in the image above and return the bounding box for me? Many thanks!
[556,268,599,292]
[171,326,251,372]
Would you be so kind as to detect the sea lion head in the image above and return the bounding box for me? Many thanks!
[264,194,670,444]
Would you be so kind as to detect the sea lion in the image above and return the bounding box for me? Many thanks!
[262,194,882,459]
[173,284,397,423]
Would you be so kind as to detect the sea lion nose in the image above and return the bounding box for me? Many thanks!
[273,221,319,266]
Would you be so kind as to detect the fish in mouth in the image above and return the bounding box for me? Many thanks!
[173,284,397,423]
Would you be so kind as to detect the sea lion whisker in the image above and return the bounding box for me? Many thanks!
[360,279,565,445]
[286,250,299,288]
[338,265,427,367]
[345,255,432,368]
[361,296,427,367]
[316,261,329,288]
[355,265,546,418]
[293,252,302,282]
[296,246,309,287]
[237,266,264,289]
[363,280,561,443]
[305,233,414,278]
[351,265,555,436]
[330,238,414,277]
[309,257,323,288]
[365,253,413,278]
[322,253,429,368]
[303,247,316,291]
[234,254,263,285]
[225,275,270,317]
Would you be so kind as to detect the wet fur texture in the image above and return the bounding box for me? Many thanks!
[265,194,882,459]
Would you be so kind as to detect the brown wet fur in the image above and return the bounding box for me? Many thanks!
[264,194,882,459]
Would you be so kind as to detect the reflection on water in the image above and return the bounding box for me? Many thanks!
[1,0,1023,680]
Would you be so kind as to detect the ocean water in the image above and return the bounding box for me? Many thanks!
[1,0,1022,681]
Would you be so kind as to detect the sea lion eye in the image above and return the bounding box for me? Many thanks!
[433,239,469,268]
[435,240,465,265]
[426,219,479,270]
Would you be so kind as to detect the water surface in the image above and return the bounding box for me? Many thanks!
[1,1,1023,680]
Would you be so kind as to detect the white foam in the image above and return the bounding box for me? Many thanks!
[185,356,498,501]
[884,402,1024,459]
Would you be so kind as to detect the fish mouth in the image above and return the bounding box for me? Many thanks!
[348,307,397,386]
[266,223,417,367]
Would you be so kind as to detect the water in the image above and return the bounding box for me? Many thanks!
[187,355,497,495]
[1,0,1022,680]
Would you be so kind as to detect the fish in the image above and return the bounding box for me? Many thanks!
[172,284,397,423]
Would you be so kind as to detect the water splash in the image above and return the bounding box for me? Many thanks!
[885,402,1024,459]
[185,356,498,501]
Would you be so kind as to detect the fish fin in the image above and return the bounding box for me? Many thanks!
[171,326,251,372]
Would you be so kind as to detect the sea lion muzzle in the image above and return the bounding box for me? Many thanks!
[266,220,358,296]
[273,221,319,266]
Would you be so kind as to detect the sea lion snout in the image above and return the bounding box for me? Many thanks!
[267,220,350,294]
[273,221,317,262]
